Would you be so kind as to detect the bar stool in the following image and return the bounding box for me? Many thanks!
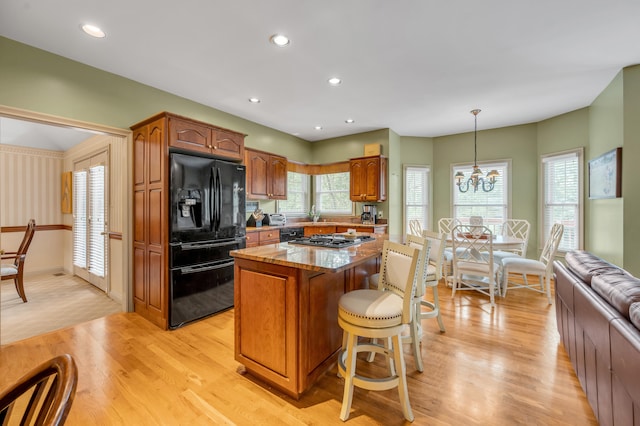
[337,240,420,422]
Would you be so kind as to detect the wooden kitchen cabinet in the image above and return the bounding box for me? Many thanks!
[304,225,336,236]
[131,112,245,329]
[246,229,280,247]
[245,148,287,200]
[349,155,387,202]
[168,114,245,161]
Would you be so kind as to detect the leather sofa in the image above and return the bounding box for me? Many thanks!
[554,250,640,425]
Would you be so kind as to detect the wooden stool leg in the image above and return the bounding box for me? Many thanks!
[432,287,445,332]
[340,333,357,421]
[391,334,414,422]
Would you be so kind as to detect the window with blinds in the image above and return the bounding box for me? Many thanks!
[542,149,583,252]
[73,170,87,269]
[404,165,430,234]
[452,161,509,234]
[278,172,310,215]
[315,172,352,215]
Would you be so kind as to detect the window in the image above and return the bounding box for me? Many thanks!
[278,172,309,215]
[404,165,430,234]
[542,149,583,252]
[315,172,352,215]
[452,161,509,234]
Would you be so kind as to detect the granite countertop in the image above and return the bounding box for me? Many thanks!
[246,222,387,232]
[230,234,387,273]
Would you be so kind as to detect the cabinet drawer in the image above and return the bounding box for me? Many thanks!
[304,226,336,236]
[259,229,280,245]
[246,232,259,247]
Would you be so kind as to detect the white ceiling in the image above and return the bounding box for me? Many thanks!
[1,0,640,144]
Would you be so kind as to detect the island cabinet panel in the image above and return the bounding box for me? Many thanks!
[305,272,344,376]
[238,269,288,375]
[235,261,298,396]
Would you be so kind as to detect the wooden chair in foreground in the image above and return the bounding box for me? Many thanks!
[0,354,78,426]
[1,219,36,302]
[338,240,420,422]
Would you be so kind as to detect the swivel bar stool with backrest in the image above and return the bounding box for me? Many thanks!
[366,234,430,372]
[337,240,420,422]
[419,230,446,333]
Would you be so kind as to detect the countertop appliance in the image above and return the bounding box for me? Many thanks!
[269,213,287,226]
[280,227,304,242]
[361,204,377,224]
[169,152,246,329]
[287,234,374,248]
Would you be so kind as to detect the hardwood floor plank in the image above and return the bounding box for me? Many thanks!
[0,279,597,425]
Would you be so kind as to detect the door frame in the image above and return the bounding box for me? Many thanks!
[0,105,133,312]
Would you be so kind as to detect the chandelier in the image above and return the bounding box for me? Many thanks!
[454,109,499,193]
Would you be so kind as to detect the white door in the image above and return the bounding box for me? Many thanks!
[73,151,108,291]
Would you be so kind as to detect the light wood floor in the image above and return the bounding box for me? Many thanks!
[0,279,596,425]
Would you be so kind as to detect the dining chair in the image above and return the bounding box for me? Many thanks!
[0,354,78,425]
[437,218,461,282]
[451,224,500,307]
[501,223,564,303]
[419,230,447,332]
[409,219,423,236]
[492,219,531,266]
[1,219,36,302]
[337,240,420,421]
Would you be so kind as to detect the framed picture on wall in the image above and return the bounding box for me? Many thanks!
[61,171,73,213]
[588,147,622,199]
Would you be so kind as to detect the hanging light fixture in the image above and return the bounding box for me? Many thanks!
[454,109,499,193]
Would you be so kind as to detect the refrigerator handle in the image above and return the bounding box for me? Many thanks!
[210,167,216,233]
[216,167,222,231]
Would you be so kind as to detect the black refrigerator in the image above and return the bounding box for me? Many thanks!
[169,152,246,329]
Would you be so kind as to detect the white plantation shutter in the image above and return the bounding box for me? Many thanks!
[89,165,106,277]
[542,150,582,251]
[404,166,430,234]
[73,170,87,269]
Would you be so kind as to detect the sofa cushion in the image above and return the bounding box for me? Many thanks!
[631,302,640,330]
[591,274,640,320]
[565,250,626,285]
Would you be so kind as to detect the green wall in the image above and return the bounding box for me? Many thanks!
[587,72,624,265]
[433,124,538,253]
[0,37,312,163]
[622,65,640,273]
[398,136,434,229]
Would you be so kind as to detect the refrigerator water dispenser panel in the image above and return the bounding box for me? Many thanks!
[177,189,203,229]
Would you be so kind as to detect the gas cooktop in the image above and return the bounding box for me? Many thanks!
[287,234,374,249]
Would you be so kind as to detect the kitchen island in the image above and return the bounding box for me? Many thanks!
[230,234,385,398]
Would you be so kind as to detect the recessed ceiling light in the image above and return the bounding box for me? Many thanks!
[269,34,290,47]
[248,97,261,103]
[345,119,354,124]
[328,77,342,86]
[81,24,106,38]
[314,126,323,130]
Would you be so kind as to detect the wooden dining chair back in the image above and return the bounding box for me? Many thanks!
[451,224,500,307]
[437,218,461,280]
[0,354,78,426]
[500,219,531,256]
[1,219,36,302]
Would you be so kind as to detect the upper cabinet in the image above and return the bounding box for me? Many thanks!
[245,148,287,200]
[349,155,387,202]
[168,115,244,161]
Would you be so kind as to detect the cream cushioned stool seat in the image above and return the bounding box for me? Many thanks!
[337,240,420,422]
